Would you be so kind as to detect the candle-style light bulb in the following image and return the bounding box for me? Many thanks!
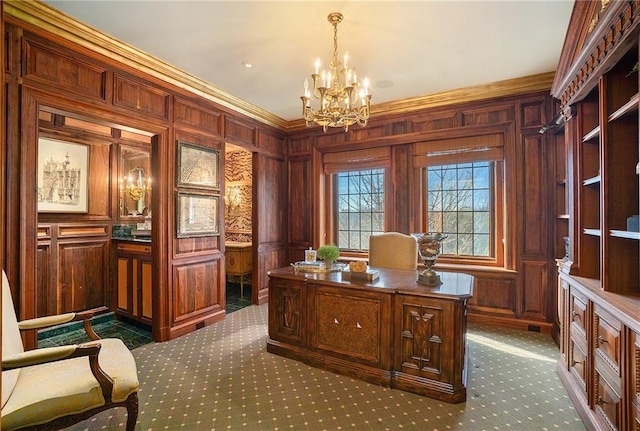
[363,77,370,95]
[314,58,320,75]
[344,53,349,70]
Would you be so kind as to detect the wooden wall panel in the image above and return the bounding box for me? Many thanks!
[521,100,546,128]
[225,117,255,146]
[174,97,222,136]
[35,241,51,318]
[87,142,111,217]
[254,153,286,304]
[461,105,514,126]
[289,136,311,156]
[113,74,170,120]
[57,239,109,313]
[24,38,106,101]
[522,133,548,256]
[467,277,516,318]
[287,157,312,259]
[411,113,458,132]
[173,260,223,322]
[520,260,548,321]
[257,130,285,157]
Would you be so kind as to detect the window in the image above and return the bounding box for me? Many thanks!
[426,161,495,259]
[336,169,385,251]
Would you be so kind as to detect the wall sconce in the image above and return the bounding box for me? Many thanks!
[121,167,151,216]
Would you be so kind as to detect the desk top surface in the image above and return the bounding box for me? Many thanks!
[269,266,473,300]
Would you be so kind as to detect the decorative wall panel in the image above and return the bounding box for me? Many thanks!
[113,74,170,119]
[24,39,106,101]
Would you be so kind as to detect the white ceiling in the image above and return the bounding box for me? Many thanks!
[43,0,574,122]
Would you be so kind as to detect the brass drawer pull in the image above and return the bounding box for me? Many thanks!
[333,318,339,324]
[356,322,362,329]
[597,397,609,406]
[598,336,607,344]
[572,311,579,320]
[572,360,582,366]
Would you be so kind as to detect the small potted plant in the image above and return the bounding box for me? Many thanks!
[316,244,340,269]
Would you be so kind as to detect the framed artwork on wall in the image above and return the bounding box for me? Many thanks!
[176,141,220,190]
[37,137,89,213]
[176,192,220,238]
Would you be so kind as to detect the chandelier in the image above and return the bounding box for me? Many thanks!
[300,12,372,132]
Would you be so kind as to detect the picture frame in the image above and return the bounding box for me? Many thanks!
[37,137,89,213]
[176,141,220,190]
[176,192,220,238]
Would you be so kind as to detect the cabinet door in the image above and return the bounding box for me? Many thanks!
[395,295,453,383]
[140,258,153,322]
[309,285,392,368]
[116,255,132,317]
[268,277,306,346]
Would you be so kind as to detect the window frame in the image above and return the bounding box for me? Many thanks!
[421,159,505,267]
[333,168,387,253]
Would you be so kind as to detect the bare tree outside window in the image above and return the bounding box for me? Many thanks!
[336,169,385,251]
[426,162,492,257]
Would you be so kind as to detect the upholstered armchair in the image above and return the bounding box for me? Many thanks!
[1,270,139,431]
[369,232,418,270]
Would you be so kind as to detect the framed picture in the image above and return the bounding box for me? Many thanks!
[37,137,89,213]
[176,192,220,238]
[176,141,220,190]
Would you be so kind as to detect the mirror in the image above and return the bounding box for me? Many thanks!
[120,146,151,217]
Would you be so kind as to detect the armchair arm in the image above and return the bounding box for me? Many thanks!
[18,310,101,341]
[2,343,115,402]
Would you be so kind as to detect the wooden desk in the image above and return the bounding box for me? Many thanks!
[225,242,252,297]
[267,267,473,403]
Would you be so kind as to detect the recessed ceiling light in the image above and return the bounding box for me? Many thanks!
[376,80,394,88]
[241,61,253,68]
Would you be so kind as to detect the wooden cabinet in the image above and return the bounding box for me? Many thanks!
[225,241,252,297]
[552,2,640,430]
[115,240,152,325]
[267,267,473,403]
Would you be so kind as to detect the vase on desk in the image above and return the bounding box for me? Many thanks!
[411,232,447,286]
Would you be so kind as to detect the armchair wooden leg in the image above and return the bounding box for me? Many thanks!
[125,393,139,431]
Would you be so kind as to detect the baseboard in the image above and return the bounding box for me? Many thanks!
[467,313,553,334]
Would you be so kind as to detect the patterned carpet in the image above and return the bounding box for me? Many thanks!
[62,303,584,431]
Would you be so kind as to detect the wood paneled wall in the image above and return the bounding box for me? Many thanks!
[287,93,559,332]
[3,3,558,344]
[3,14,286,345]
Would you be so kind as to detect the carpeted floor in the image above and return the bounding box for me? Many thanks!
[65,303,585,431]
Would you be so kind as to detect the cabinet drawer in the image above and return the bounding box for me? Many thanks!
[594,368,622,431]
[116,242,152,254]
[569,289,588,337]
[569,336,588,397]
[594,305,622,376]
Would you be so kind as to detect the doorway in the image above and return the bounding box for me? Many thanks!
[224,143,253,313]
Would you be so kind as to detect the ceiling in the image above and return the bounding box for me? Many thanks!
[42,1,575,123]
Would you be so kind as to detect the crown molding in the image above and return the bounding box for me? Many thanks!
[6,1,554,134]
[4,0,288,130]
